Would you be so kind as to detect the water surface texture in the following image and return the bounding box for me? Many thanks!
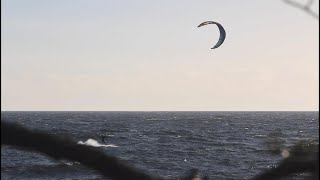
[1,111,319,179]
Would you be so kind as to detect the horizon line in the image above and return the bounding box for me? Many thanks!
[1,110,318,112]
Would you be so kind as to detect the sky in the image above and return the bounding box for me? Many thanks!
[1,0,319,111]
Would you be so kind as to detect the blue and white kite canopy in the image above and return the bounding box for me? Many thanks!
[198,21,226,49]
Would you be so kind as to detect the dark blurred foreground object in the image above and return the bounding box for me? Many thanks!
[253,139,319,180]
[1,120,318,180]
[1,121,162,180]
[283,0,319,19]
[1,121,208,180]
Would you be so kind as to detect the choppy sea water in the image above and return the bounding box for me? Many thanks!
[1,111,319,179]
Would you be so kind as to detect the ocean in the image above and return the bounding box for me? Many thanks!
[1,111,319,179]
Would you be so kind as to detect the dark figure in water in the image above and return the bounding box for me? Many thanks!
[100,134,108,143]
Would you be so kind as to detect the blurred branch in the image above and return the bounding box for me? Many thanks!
[1,121,162,180]
[253,139,319,180]
[283,0,319,19]
[0,121,208,180]
[252,155,318,180]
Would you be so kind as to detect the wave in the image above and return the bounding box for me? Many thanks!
[77,139,118,148]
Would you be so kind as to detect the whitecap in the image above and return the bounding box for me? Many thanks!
[77,139,118,148]
[254,134,266,137]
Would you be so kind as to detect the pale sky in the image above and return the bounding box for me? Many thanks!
[1,0,319,111]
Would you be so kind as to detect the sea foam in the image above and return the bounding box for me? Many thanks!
[77,139,118,148]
